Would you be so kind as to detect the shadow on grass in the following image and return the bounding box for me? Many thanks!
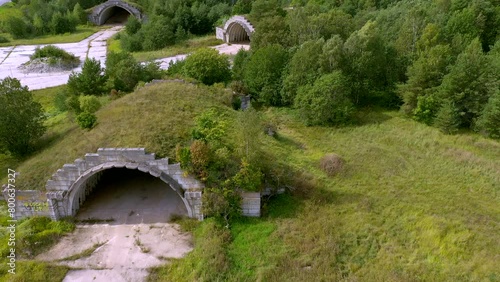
[274,134,305,150]
[353,107,393,126]
[262,188,365,220]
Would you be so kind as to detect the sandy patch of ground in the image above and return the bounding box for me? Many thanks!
[37,223,192,282]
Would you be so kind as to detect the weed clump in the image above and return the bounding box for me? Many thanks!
[320,153,344,177]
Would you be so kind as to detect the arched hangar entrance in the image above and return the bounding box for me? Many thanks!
[71,168,190,223]
[89,0,144,25]
[45,148,204,221]
[216,15,255,43]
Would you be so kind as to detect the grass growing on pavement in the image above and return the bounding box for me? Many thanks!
[107,34,223,61]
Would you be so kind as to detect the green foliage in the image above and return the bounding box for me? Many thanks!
[232,0,253,15]
[182,48,231,85]
[230,158,263,192]
[343,20,399,106]
[202,186,242,224]
[142,15,176,51]
[67,58,108,96]
[0,35,9,43]
[476,90,500,139]
[78,95,101,114]
[295,72,355,126]
[76,111,97,129]
[30,45,80,66]
[166,59,186,76]
[5,16,31,39]
[0,77,46,156]
[50,11,77,35]
[243,44,288,106]
[125,16,142,35]
[434,100,461,134]
[438,38,499,129]
[413,94,440,125]
[0,216,74,258]
[191,108,228,145]
[231,48,250,81]
[72,3,86,24]
[250,16,291,49]
[281,38,324,105]
[249,0,285,22]
[120,32,144,52]
[399,44,453,116]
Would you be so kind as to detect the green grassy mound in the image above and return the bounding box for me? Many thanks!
[3,82,231,191]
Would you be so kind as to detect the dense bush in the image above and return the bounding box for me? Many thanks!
[295,72,355,126]
[243,44,289,106]
[105,51,163,92]
[76,111,97,129]
[182,48,231,85]
[78,95,101,113]
[30,45,80,66]
[0,77,46,156]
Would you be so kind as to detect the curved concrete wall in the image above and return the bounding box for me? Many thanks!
[44,148,204,220]
[89,0,143,25]
[216,15,254,43]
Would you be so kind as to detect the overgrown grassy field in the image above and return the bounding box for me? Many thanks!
[107,34,224,61]
[0,25,102,47]
[147,107,499,280]
[1,82,498,281]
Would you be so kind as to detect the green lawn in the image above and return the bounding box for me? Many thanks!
[0,25,102,47]
[108,34,224,61]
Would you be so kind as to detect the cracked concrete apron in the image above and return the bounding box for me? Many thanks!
[0,26,250,91]
[0,26,122,90]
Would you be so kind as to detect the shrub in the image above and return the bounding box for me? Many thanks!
[320,153,345,177]
[67,58,107,95]
[30,45,80,66]
[475,91,500,139]
[6,16,31,39]
[413,95,440,125]
[76,112,97,129]
[434,100,461,134]
[65,94,81,113]
[120,32,144,52]
[50,12,77,35]
[79,95,101,114]
[183,48,231,85]
[166,59,186,76]
[0,35,9,43]
[125,16,141,35]
[295,72,355,126]
[54,89,69,112]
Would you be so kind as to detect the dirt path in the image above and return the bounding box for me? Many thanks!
[37,223,192,282]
